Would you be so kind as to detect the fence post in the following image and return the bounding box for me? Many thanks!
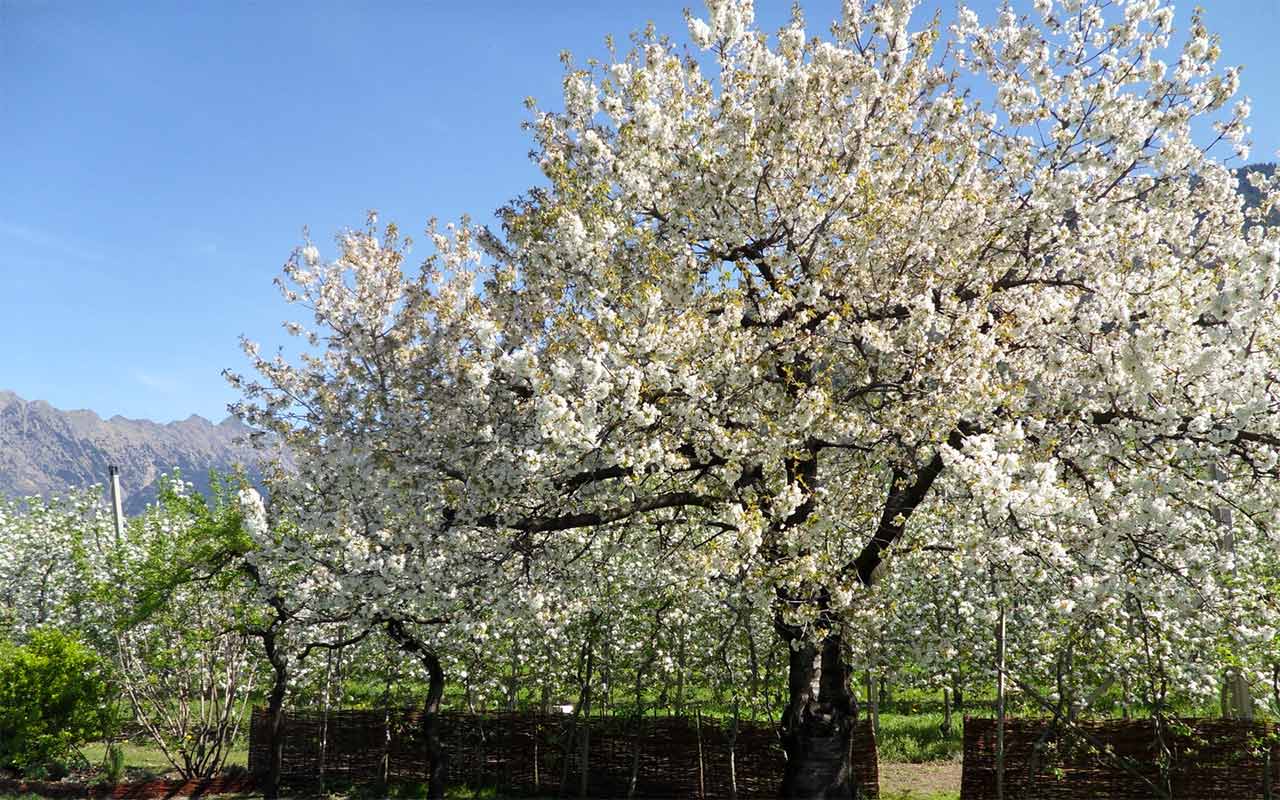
[996,604,1007,800]
[865,670,879,735]
[1265,722,1275,800]
[578,721,591,799]
[1264,746,1272,800]
[695,706,705,800]
[942,687,952,736]
[382,705,391,790]
[728,700,739,800]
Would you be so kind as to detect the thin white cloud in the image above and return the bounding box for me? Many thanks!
[132,370,182,395]
[0,220,105,264]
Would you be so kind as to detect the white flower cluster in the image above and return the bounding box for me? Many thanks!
[227,0,1280,715]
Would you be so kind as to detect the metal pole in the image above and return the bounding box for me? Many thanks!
[108,465,125,543]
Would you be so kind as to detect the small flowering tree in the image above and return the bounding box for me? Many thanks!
[0,491,113,637]
[87,478,263,780]
[235,0,1280,795]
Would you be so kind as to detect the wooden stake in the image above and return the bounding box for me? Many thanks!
[865,669,879,734]
[996,604,1007,800]
[942,686,952,736]
[695,706,705,800]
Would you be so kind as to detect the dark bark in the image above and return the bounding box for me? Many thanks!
[383,619,448,800]
[628,604,668,800]
[262,631,289,800]
[777,627,859,800]
[421,652,447,800]
[847,429,970,587]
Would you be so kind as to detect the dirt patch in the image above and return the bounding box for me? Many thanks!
[878,760,962,797]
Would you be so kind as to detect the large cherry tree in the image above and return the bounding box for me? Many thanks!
[234,0,1280,795]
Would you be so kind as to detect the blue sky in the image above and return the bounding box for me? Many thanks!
[2,0,1277,423]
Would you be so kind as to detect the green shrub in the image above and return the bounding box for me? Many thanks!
[0,629,113,775]
[102,743,126,784]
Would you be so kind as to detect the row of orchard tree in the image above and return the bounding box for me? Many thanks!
[4,472,1277,795]
[6,0,1280,796]
[3,467,1277,797]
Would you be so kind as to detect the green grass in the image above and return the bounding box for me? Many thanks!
[74,739,248,779]
[876,711,963,763]
[881,791,961,800]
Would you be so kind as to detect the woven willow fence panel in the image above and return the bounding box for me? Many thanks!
[961,717,1280,800]
[249,709,879,798]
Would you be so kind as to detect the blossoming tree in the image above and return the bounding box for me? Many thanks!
[0,491,111,636]
[234,0,1280,795]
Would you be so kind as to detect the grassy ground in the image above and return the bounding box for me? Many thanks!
[876,711,963,763]
[74,740,247,780]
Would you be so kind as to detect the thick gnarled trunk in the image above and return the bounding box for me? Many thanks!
[421,652,447,800]
[778,629,859,800]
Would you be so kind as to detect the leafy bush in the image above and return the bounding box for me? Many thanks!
[102,743,126,784]
[0,629,113,775]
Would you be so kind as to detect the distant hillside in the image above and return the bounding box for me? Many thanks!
[0,390,277,514]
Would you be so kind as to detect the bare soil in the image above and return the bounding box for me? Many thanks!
[879,760,963,797]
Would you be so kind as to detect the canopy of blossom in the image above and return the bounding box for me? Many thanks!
[0,492,112,635]
[233,0,1280,691]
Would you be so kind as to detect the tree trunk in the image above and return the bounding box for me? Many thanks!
[421,653,448,800]
[778,628,858,800]
[383,619,448,800]
[262,632,289,800]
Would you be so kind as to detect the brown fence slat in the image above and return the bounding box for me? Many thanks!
[960,716,1280,800]
[251,708,879,798]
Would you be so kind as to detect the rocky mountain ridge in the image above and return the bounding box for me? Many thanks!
[0,390,272,514]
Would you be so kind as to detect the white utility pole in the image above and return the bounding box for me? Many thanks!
[108,465,125,543]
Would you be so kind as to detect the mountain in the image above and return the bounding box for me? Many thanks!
[0,390,276,514]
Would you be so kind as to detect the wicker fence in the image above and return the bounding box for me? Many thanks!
[248,708,879,798]
[961,716,1280,799]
